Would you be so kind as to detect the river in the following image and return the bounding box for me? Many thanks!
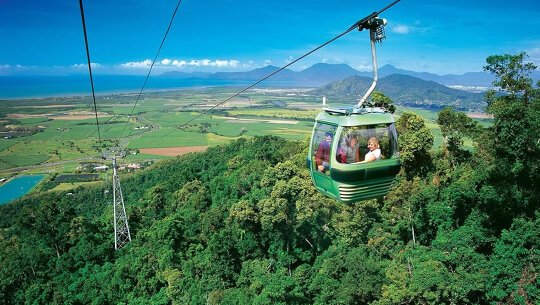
[0,175,46,205]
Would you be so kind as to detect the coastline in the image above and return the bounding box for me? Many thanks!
[0,75,301,100]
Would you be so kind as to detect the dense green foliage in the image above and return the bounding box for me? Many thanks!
[1,54,539,304]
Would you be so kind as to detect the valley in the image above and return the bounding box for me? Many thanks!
[0,85,490,200]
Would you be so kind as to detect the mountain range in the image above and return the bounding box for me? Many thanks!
[162,63,505,111]
[161,62,540,88]
[161,63,360,86]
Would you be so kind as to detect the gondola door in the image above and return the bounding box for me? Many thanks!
[308,122,338,198]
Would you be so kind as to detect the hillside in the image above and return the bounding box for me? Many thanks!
[1,125,539,303]
[310,74,486,111]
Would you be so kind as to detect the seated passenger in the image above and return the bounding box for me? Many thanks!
[360,137,381,163]
[316,132,332,172]
[341,134,360,163]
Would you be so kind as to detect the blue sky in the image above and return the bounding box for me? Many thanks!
[0,0,539,76]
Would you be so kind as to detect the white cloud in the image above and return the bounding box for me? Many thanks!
[322,57,344,64]
[119,59,152,68]
[355,63,372,71]
[263,59,272,66]
[172,60,187,67]
[0,63,107,76]
[118,58,242,69]
[71,63,102,69]
[14,64,38,70]
[392,25,411,34]
[2,58,263,76]
[243,60,256,68]
[216,59,240,67]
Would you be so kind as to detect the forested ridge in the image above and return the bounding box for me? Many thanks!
[1,54,539,304]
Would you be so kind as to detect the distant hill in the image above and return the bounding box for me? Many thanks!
[295,63,361,83]
[212,65,296,81]
[161,63,362,86]
[310,74,486,111]
[375,65,496,87]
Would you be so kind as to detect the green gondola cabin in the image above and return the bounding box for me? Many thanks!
[307,107,400,203]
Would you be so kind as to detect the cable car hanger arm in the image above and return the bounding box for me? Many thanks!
[350,1,400,108]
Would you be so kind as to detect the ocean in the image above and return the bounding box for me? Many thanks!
[0,75,298,99]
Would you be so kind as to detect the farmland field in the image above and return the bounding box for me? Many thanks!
[0,154,51,167]
[49,181,103,192]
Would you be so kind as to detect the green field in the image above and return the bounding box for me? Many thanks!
[227,108,320,119]
[0,139,16,152]
[0,154,50,167]
[0,161,13,170]
[128,130,208,148]
[49,181,103,192]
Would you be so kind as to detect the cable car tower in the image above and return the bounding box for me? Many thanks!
[78,0,130,249]
[103,148,131,249]
[77,0,183,249]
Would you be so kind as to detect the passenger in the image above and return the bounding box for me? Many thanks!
[316,132,332,172]
[360,137,381,163]
[342,134,360,163]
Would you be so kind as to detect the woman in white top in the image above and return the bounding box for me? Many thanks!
[360,137,381,163]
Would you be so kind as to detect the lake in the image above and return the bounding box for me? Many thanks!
[0,175,46,205]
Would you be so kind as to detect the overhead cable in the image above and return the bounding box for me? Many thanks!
[120,0,184,140]
[78,0,101,143]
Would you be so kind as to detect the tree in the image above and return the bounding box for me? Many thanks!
[370,91,396,113]
[396,111,434,179]
[487,216,540,304]
[309,245,384,305]
[484,52,537,102]
[480,52,540,221]
[437,107,479,166]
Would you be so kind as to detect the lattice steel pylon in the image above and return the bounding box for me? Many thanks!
[112,157,131,249]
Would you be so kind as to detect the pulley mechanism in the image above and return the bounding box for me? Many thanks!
[359,17,387,43]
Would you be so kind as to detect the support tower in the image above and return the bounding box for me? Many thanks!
[112,157,131,249]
